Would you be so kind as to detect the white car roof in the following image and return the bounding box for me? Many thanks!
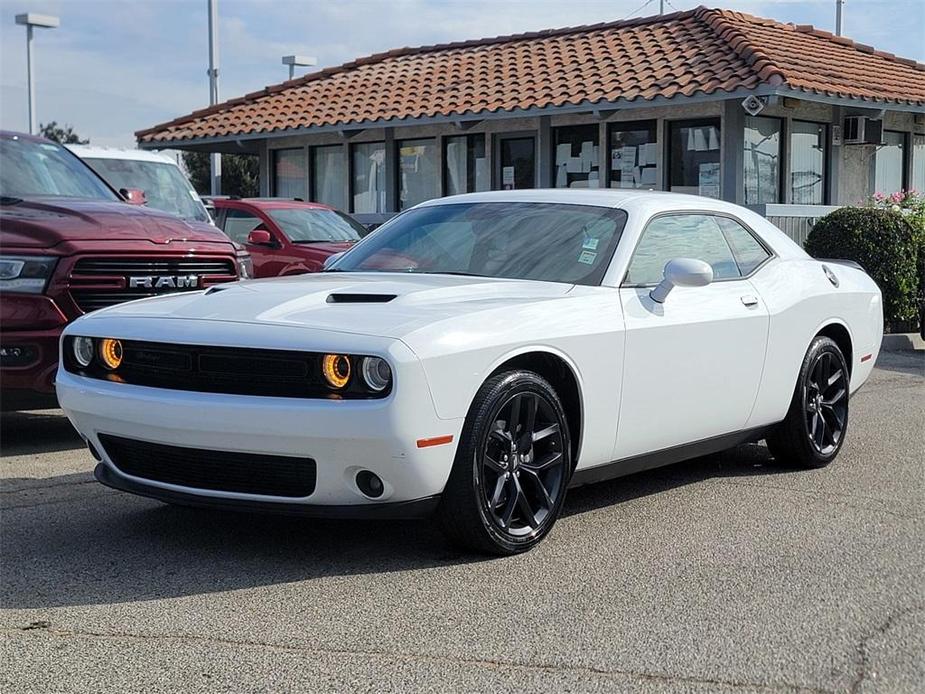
[66,145,177,166]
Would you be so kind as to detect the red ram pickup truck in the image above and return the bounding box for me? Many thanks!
[0,131,250,410]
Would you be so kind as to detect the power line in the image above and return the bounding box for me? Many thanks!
[621,0,657,21]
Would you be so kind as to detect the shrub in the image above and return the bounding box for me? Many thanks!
[805,206,919,326]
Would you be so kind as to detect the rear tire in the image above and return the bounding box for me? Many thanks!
[436,370,572,555]
[766,336,849,469]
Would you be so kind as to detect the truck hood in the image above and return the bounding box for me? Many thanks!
[0,197,233,249]
[82,272,574,339]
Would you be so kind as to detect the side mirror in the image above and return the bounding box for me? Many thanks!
[323,252,344,270]
[649,257,713,303]
[120,188,147,205]
[246,228,274,246]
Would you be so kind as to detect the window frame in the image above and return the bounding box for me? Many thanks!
[396,137,438,211]
[309,144,347,210]
[666,118,722,197]
[788,119,830,205]
[874,130,909,194]
[606,120,658,189]
[551,123,602,189]
[493,131,538,190]
[619,210,776,288]
[743,115,784,205]
[442,133,488,196]
[271,147,307,199]
[349,140,386,214]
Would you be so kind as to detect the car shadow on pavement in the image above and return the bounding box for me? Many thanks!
[0,443,797,611]
[0,410,84,457]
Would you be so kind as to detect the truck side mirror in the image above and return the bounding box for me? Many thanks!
[120,188,147,205]
[246,228,274,246]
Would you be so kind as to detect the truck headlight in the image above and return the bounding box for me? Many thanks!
[235,250,253,279]
[0,256,58,294]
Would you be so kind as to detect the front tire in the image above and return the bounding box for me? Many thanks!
[437,370,572,555]
[766,336,849,468]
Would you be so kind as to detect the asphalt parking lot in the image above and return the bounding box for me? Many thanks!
[1,350,922,693]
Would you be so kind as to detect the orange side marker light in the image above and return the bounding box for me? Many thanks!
[416,435,454,448]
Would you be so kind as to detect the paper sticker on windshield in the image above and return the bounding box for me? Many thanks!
[582,237,599,250]
[578,250,597,265]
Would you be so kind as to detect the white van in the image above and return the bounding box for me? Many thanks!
[67,146,213,225]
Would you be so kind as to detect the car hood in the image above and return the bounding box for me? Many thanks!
[0,197,234,249]
[84,272,575,339]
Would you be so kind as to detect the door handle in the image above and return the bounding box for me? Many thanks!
[741,295,759,307]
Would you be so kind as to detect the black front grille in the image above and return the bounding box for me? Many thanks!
[99,434,317,498]
[63,339,388,399]
[70,256,236,313]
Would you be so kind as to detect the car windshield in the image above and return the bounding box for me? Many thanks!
[83,157,211,223]
[331,202,627,286]
[268,208,364,243]
[0,135,118,201]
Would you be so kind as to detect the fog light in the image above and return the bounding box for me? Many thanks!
[356,470,384,498]
[73,337,94,367]
[322,353,351,389]
[0,344,38,367]
[99,338,123,370]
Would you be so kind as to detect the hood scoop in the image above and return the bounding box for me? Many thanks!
[326,292,397,304]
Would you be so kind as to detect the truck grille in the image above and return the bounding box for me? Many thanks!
[98,434,317,498]
[69,256,236,313]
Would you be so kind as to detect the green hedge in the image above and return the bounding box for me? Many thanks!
[804,207,919,324]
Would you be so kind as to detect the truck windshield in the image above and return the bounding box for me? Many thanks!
[268,208,364,243]
[331,202,628,286]
[0,135,118,201]
[83,157,211,223]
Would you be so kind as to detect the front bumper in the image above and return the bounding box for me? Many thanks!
[0,294,69,400]
[56,359,464,511]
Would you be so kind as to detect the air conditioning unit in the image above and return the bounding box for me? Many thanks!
[843,116,883,145]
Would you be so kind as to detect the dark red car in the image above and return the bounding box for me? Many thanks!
[0,131,247,410]
[212,198,364,278]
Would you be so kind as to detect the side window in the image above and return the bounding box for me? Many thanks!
[715,216,771,275]
[222,208,264,244]
[625,214,740,285]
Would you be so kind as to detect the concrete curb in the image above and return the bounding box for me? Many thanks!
[881,333,925,352]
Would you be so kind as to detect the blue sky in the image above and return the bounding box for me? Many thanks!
[1,0,923,147]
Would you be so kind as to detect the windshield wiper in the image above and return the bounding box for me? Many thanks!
[1,196,23,206]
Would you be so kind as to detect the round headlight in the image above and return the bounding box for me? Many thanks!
[73,337,94,367]
[361,357,391,392]
[99,338,123,370]
[322,353,351,389]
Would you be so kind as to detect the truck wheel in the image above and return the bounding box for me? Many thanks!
[766,336,849,469]
[437,370,571,555]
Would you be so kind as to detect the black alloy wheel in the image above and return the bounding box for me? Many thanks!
[479,390,567,537]
[437,370,572,555]
[803,350,848,455]
[767,336,849,469]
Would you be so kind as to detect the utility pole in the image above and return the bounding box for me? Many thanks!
[835,0,845,36]
[14,13,59,135]
[207,0,221,196]
[659,0,665,15]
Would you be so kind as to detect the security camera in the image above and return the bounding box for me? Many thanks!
[741,95,765,117]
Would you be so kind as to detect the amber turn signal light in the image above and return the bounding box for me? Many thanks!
[99,338,123,370]
[322,353,351,388]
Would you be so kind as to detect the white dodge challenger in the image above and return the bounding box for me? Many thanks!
[57,190,882,554]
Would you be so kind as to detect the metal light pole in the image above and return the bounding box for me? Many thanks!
[282,55,317,81]
[14,13,59,135]
[835,0,845,36]
[207,0,221,196]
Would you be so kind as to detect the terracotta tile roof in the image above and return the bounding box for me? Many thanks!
[137,6,925,144]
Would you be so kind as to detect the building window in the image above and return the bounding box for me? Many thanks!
[790,121,827,205]
[553,124,600,188]
[351,142,386,213]
[743,116,781,204]
[875,131,906,195]
[668,120,721,198]
[609,121,657,189]
[913,135,925,193]
[311,145,346,211]
[272,148,306,199]
[397,138,438,210]
[444,134,488,196]
[498,136,535,190]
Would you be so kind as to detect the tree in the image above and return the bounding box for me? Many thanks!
[39,121,88,144]
[181,151,259,198]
